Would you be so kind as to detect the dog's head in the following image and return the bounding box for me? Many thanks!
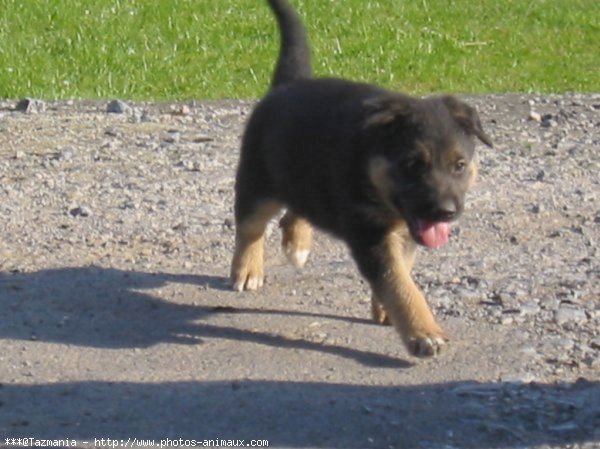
[364,94,493,248]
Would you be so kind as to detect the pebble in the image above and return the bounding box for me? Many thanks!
[69,206,92,218]
[163,131,181,144]
[540,336,575,353]
[519,300,541,316]
[106,99,132,114]
[193,134,214,143]
[528,110,542,122]
[541,115,557,128]
[536,169,546,181]
[555,305,588,325]
[15,98,46,114]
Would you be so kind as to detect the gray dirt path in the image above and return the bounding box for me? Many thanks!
[0,94,598,449]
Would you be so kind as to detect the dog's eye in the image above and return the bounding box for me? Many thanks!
[453,159,467,174]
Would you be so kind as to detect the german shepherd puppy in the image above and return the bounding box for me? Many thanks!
[230,0,492,357]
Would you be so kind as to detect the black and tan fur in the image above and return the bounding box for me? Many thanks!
[230,0,492,357]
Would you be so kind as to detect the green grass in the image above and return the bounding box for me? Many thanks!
[0,0,598,100]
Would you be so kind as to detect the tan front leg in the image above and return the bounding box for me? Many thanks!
[373,227,448,357]
[371,233,416,326]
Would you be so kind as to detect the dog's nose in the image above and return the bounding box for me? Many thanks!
[437,199,458,220]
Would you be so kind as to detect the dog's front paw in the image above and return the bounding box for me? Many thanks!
[406,328,449,358]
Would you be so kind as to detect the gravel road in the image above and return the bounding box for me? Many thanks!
[0,94,598,449]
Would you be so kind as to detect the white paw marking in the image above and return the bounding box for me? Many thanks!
[286,248,310,268]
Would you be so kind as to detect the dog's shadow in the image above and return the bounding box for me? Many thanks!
[0,266,409,368]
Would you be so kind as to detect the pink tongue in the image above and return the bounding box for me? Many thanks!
[418,221,450,248]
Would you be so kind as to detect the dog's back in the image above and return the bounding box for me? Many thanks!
[267,0,312,87]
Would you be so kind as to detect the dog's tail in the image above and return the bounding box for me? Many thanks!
[267,0,312,88]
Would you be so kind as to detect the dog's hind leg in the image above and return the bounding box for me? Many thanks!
[280,210,313,268]
[371,294,389,325]
[230,121,283,292]
[231,199,281,291]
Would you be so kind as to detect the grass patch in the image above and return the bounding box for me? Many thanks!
[0,0,598,100]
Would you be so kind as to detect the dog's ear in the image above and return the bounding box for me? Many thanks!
[363,95,413,129]
[442,96,493,148]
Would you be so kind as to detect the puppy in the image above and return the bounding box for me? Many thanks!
[230,0,493,357]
